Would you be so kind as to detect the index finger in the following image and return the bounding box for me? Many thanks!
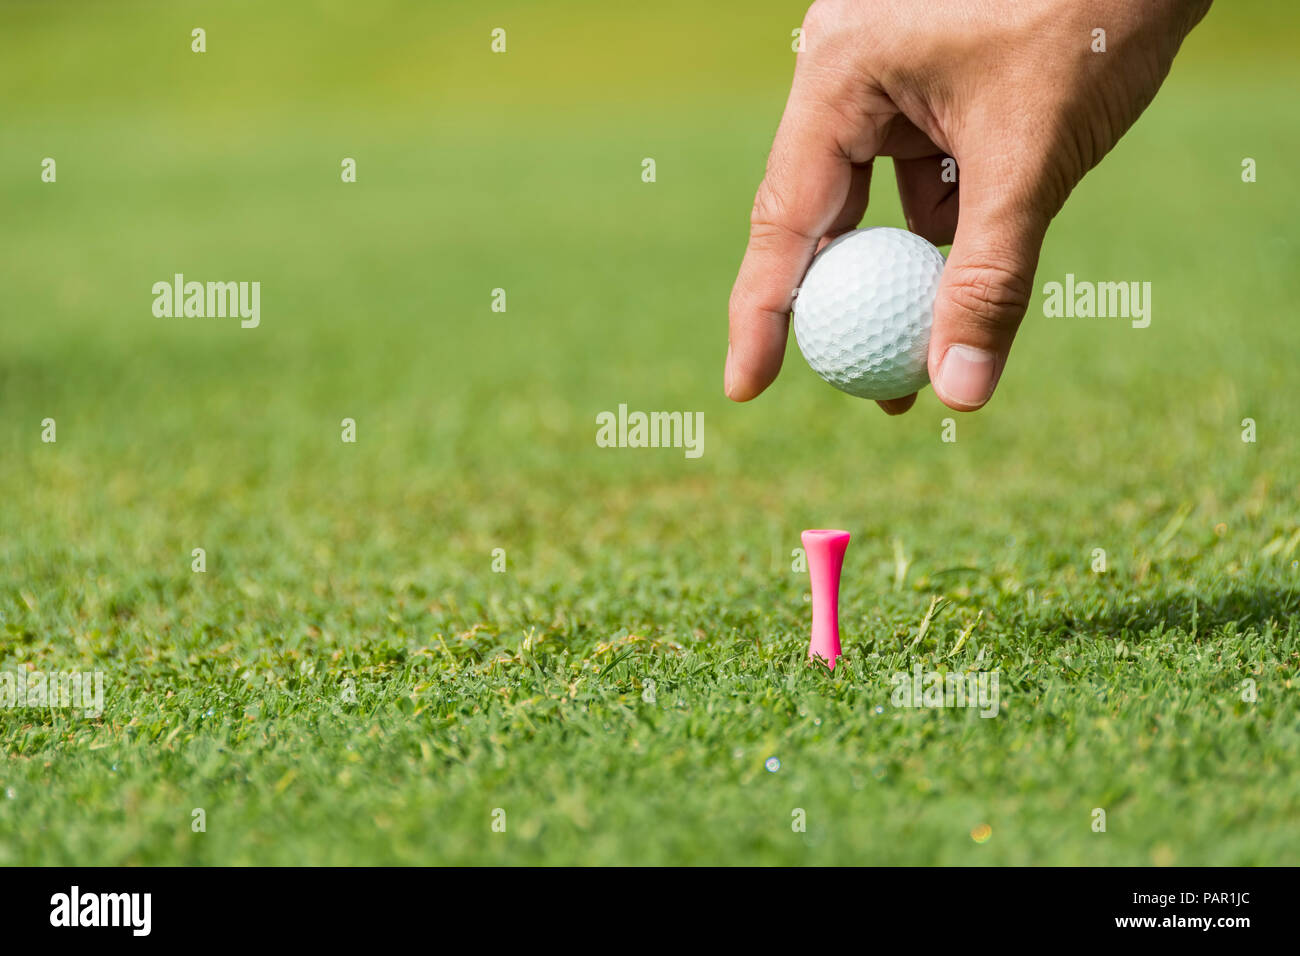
[726,84,893,401]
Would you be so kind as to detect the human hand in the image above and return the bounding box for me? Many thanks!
[725,0,1212,413]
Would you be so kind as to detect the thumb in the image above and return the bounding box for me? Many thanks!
[928,180,1047,412]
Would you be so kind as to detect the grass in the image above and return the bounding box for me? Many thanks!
[0,0,1297,865]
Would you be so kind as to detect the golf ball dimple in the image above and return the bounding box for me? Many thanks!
[792,227,945,401]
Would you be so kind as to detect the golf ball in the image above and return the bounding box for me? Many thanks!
[792,227,945,400]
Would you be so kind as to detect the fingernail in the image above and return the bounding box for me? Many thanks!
[724,345,736,398]
[936,345,1000,409]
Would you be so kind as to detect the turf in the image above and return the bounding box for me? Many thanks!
[1,0,1297,865]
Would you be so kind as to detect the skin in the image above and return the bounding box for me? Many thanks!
[726,0,1213,414]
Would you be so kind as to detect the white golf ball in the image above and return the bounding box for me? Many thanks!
[792,227,945,401]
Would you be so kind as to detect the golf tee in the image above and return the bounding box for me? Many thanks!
[801,529,850,670]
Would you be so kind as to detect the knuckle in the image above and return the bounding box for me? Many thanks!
[728,276,743,313]
[944,260,1033,327]
[749,178,789,228]
[743,223,799,278]
[801,0,843,40]
[749,185,817,244]
[803,0,896,60]
[800,0,868,67]
[727,288,746,322]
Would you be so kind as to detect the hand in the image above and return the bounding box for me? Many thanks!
[725,0,1212,413]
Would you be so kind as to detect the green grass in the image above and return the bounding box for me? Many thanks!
[1,0,1298,865]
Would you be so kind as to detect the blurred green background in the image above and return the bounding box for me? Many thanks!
[0,0,1296,865]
